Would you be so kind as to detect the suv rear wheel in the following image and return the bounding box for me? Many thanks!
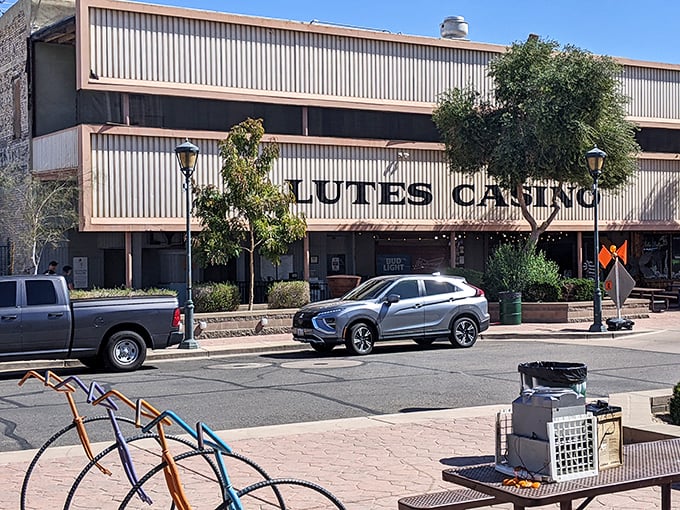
[345,322,375,355]
[449,317,478,348]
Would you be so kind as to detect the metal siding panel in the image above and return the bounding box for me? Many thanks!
[90,9,498,103]
[32,129,79,171]
[86,133,680,226]
[622,65,680,119]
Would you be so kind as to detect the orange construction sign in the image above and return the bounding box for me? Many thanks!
[598,246,612,268]
[598,240,628,268]
[617,240,628,265]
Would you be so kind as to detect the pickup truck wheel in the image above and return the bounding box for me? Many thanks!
[345,322,375,355]
[449,317,478,348]
[104,331,147,371]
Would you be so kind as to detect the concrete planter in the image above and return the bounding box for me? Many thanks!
[488,298,650,323]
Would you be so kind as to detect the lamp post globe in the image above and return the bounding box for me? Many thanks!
[586,146,608,333]
[175,139,200,349]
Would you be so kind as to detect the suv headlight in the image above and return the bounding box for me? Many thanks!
[312,309,342,333]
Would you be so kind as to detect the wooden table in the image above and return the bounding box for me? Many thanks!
[442,438,680,510]
[630,287,679,310]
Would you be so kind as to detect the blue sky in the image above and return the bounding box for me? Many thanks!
[141,0,679,65]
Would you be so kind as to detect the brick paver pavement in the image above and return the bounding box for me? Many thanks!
[2,406,679,509]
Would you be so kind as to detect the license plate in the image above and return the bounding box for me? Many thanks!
[294,328,305,336]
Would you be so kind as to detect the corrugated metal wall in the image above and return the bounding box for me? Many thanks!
[621,66,680,120]
[32,128,79,172]
[87,6,680,118]
[88,7,495,103]
[90,134,222,218]
[90,133,680,225]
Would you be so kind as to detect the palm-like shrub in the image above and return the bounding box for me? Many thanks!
[670,381,680,426]
[484,242,560,302]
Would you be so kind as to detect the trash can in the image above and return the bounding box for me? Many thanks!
[518,361,587,397]
[499,291,522,325]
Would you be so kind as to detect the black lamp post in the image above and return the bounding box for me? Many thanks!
[175,139,200,349]
[586,146,608,333]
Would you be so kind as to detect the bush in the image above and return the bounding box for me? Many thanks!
[267,280,310,309]
[670,381,680,426]
[523,281,561,302]
[561,278,595,302]
[483,242,560,302]
[444,267,484,288]
[193,282,241,313]
[71,287,176,299]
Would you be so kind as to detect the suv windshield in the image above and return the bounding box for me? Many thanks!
[342,278,395,301]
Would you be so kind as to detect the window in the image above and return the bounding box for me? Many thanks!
[0,282,17,307]
[12,77,21,139]
[389,280,420,300]
[26,280,57,306]
[424,279,458,296]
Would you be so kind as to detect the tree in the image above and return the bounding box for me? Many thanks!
[433,37,640,245]
[193,118,307,310]
[0,165,78,274]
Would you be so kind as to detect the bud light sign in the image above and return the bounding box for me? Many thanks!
[376,255,411,275]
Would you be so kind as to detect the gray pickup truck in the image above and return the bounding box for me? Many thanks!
[0,275,183,371]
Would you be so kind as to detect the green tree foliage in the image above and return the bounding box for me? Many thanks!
[0,165,78,274]
[433,37,639,244]
[193,118,307,310]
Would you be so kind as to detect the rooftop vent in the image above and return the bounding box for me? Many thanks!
[440,16,468,39]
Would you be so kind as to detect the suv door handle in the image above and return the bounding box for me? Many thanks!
[47,312,64,318]
[1,315,18,321]
[413,303,422,308]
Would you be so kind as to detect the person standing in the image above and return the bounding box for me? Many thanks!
[61,265,75,290]
[44,260,58,275]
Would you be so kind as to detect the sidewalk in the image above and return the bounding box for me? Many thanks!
[1,310,679,509]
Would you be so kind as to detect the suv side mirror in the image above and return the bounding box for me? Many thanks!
[386,294,400,304]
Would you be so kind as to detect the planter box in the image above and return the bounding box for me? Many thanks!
[326,275,361,298]
[488,299,650,323]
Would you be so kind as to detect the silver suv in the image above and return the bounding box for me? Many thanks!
[292,274,489,355]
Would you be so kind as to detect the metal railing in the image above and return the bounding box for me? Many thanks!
[236,280,330,304]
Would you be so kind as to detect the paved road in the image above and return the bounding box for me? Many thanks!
[2,328,679,453]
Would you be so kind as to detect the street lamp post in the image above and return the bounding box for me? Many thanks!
[586,146,608,333]
[175,139,200,349]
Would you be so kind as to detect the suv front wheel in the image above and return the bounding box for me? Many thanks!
[345,322,375,355]
[449,317,478,348]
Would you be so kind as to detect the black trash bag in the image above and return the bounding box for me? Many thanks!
[518,361,587,386]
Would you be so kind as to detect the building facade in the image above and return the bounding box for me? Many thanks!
[2,0,679,297]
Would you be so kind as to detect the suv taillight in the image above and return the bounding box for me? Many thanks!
[469,285,485,297]
[172,308,181,328]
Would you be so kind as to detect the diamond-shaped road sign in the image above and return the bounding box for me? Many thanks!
[604,259,636,307]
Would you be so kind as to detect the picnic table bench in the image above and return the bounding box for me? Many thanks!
[629,287,679,311]
[439,437,680,510]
